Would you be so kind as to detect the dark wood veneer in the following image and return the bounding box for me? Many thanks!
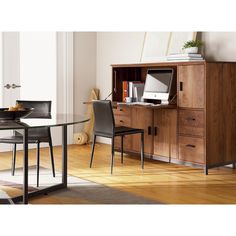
[112,61,236,173]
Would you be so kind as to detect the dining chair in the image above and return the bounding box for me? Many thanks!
[0,100,55,187]
[89,100,144,174]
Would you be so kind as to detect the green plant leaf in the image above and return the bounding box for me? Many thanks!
[183,40,203,49]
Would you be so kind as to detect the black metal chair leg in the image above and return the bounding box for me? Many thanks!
[49,138,55,177]
[121,135,124,164]
[111,137,115,174]
[36,142,40,187]
[11,144,17,176]
[90,135,96,168]
[141,132,144,169]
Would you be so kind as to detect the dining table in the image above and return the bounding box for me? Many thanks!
[0,113,89,204]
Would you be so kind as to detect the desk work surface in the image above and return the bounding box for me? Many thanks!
[114,102,177,109]
[83,101,177,109]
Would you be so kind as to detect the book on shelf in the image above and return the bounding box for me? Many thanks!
[167,57,204,61]
[167,53,202,58]
[122,81,129,102]
[167,53,204,61]
[122,81,144,102]
[128,81,144,101]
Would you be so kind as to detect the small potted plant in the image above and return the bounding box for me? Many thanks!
[182,39,203,54]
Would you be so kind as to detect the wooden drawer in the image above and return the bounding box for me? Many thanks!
[113,106,131,116]
[179,109,205,137]
[115,115,131,127]
[178,136,205,164]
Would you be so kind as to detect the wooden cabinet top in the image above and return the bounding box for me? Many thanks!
[111,61,236,68]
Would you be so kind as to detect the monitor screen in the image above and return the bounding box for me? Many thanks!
[144,70,173,93]
[143,68,174,101]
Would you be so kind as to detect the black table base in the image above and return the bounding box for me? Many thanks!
[2,125,68,204]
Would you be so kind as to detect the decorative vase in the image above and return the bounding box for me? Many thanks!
[184,47,198,54]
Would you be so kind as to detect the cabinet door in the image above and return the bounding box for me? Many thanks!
[178,65,205,108]
[131,107,153,155]
[153,109,177,159]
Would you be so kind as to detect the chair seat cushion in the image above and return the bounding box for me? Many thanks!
[0,135,49,144]
[114,126,144,136]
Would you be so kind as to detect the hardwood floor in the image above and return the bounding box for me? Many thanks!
[1,143,236,204]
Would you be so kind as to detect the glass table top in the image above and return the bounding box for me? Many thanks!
[0,113,89,130]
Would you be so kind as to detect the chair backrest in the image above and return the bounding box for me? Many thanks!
[16,100,51,118]
[93,100,115,136]
[16,100,52,138]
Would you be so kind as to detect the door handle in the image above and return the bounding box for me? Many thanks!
[4,84,21,89]
[148,126,152,135]
[114,70,117,93]
[4,84,11,89]
[180,82,183,91]
[11,84,21,89]
[154,127,157,136]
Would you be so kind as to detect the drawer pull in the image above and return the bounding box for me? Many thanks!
[120,120,123,123]
[148,126,152,135]
[186,144,196,148]
[119,108,123,112]
[154,127,157,136]
[186,117,196,121]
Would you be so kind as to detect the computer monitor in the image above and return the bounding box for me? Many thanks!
[143,68,174,103]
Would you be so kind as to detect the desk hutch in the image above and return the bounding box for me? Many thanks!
[111,61,236,174]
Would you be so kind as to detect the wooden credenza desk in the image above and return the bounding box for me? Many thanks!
[111,61,236,174]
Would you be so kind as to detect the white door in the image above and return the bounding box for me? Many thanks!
[0,32,58,152]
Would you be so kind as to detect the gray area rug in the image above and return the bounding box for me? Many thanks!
[0,166,158,204]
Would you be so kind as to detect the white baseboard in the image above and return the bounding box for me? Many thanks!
[97,137,111,144]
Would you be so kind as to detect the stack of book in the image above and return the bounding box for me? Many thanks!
[166,53,204,61]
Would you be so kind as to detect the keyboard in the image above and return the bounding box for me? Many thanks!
[117,102,162,107]
[131,102,153,106]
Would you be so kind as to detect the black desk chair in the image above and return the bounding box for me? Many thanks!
[90,100,144,174]
[0,100,55,187]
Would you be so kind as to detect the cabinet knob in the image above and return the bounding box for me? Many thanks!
[186,117,196,121]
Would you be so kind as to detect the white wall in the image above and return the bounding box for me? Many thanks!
[201,32,236,61]
[73,32,97,133]
[96,32,145,100]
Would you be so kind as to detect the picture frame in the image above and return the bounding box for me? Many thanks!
[140,32,197,62]
[140,32,171,62]
[168,32,197,55]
